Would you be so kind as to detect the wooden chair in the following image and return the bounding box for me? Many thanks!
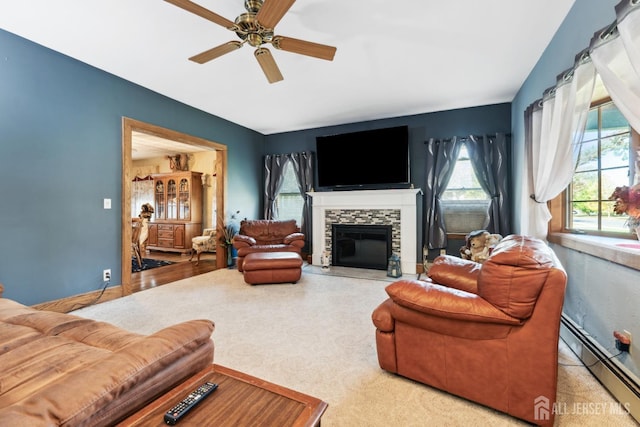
[189,228,217,265]
[132,218,143,269]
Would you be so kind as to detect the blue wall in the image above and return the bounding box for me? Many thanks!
[1,0,614,308]
[511,0,640,379]
[0,29,264,305]
[511,0,618,231]
[265,104,511,193]
[265,104,511,264]
[0,24,511,305]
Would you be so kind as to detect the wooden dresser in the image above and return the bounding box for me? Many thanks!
[147,171,202,253]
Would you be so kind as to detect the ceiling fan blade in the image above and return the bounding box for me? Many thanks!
[272,36,336,61]
[256,0,296,30]
[254,47,283,83]
[189,41,243,64]
[165,0,235,29]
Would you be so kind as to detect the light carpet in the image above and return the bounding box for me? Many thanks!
[72,266,638,426]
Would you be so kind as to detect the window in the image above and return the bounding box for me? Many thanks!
[441,144,490,233]
[274,161,304,224]
[566,101,634,234]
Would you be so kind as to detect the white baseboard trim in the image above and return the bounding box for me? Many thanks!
[560,314,640,424]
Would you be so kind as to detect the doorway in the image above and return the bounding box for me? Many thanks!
[121,117,227,296]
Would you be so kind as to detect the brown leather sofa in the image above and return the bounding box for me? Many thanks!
[372,235,567,426]
[0,284,214,426]
[232,219,305,272]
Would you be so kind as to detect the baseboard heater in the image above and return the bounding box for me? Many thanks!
[560,314,639,423]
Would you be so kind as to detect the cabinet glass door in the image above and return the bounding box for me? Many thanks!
[167,179,177,219]
[154,179,165,220]
[178,178,190,220]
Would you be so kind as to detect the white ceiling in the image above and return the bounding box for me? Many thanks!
[131,131,210,160]
[1,0,576,135]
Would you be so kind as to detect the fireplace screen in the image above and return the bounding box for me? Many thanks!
[331,224,392,270]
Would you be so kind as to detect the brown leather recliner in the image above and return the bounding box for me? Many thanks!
[232,219,305,271]
[372,235,567,426]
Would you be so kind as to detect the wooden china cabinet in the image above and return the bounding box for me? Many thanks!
[146,171,202,253]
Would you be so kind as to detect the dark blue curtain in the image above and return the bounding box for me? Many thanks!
[423,137,462,249]
[465,133,511,236]
[289,151,314,252]
[263,154,288,219]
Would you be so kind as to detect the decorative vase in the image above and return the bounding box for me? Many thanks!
[227,245,233,267]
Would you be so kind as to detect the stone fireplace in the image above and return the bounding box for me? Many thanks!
[308,189,421,274]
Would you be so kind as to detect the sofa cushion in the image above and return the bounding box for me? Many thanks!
[236,244,300,257]
[385,280,522,325]
[428,255,481,294]
[0,298,214,426]
[477,235,554,319]
[239,219,298,245]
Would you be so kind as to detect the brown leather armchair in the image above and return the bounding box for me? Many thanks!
[372,235,567,426]
[232,219,305,271]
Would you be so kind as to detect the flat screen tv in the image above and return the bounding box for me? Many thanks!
[315,125,410,190]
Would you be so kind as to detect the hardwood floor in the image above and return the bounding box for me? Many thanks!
[33,250,221,313]
[131,250,219,293]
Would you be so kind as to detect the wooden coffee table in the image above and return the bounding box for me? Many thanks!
[117,364,328,426]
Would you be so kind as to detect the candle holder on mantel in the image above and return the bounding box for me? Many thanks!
[387,253,402,278]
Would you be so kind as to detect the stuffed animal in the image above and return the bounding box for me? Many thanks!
[484,233,503,252]
[139,203,154,220]
[459,230,503,263]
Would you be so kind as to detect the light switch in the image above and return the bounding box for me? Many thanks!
[104,198,112,209]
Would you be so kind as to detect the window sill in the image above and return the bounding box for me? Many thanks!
[548,232,640,271]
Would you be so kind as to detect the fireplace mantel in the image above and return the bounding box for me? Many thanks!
[307,189,422,274]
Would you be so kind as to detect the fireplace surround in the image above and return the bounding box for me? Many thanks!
[308,189,421,274]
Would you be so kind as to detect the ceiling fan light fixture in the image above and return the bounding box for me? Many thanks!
[254,47,283,83]
[247,33,263,47]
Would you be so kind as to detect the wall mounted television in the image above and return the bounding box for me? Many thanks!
[315,125,410,190]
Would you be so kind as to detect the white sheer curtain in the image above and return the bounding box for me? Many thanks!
[589,0,640,132]
[131,176,154,218]
[523,53,596,239]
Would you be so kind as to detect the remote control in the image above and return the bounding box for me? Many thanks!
[163,381,218,425]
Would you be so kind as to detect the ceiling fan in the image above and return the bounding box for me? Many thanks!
[165,0,337,83]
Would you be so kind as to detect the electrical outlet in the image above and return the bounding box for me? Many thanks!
[103,269,111,282]
[440,249,446,256]
[623,330,632,354]
[614,330,632,353]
